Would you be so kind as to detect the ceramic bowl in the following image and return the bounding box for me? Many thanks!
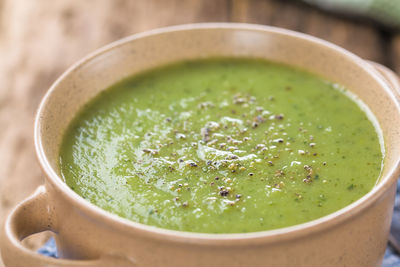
[2,23,400,267]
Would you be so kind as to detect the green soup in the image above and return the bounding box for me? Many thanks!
[60,58,383,233]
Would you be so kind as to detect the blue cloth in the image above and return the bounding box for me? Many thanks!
[37,237,57,258]
[38,180,400,266]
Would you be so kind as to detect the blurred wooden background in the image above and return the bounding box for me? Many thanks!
[0,0,399,265]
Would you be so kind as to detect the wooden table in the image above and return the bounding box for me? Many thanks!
[0,0,398,264]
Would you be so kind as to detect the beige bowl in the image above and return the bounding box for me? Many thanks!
[2,23,400,267]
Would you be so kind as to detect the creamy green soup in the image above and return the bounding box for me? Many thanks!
[60,58,383,233]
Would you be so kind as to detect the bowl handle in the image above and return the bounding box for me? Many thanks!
[367,61,400,99]
[367,61,400,254]
[1,185,133,267]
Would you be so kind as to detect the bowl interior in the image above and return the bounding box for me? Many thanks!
[37,24,400,210]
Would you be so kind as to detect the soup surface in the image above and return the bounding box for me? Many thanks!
[60,58,383,233]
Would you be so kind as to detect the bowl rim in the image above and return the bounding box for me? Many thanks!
[34,22,400,245]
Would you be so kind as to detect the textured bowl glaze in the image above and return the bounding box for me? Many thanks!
[2,23,400,267]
